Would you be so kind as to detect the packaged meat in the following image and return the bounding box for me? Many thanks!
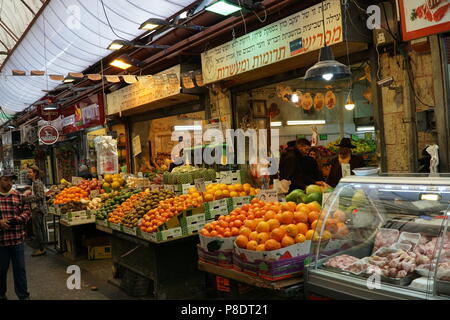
[323,254,359,271]
[398,232,421,251]
[344,257,369,275]
[373,228,400,253]
[409,277,431,292]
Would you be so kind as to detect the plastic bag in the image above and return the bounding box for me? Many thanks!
[373,228,400,253]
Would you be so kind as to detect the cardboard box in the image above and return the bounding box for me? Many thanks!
[61,210,90,222]
[233,241,312,281]
[109,223,122,231]
[87,237,112,260]
[227,196,254,210]
[198,234,236,268]
[185,221,206,236]
[96,219,108,228]
[121,226,137,236]
[204,199,228,213]
[205,206,229,220]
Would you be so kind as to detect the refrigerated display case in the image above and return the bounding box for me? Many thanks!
[305,175,450,300]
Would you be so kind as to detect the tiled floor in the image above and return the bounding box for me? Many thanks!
[4,244,135,300]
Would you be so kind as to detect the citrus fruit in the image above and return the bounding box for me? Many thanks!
[322,230,332,241]
[256,244,266,251]
[267,218,280,231]
[296,223,309,236]
[239,226,252,238]
[270,227,286,242]
[264,210,276,221]
[244,220,257,231]
[236,235,249,248]
[230,191,238,198]
[306,201,321,212]
[239,192,247,197]
[214,190,223,200]
[285,224,299,237]
[281,235,295,248]
[294,211,308,224]
[222,190,230,198]
[234,184,243,192]
[249,231,259,241]
[295,234,306,243]
[280,211,294,225]
[333,210,346,223]
[256,221,270,233]
[257,232,270,244]
[246,240,259,251]
[305,230,315,240]
[264,239,281,251]
[308,211,320,224]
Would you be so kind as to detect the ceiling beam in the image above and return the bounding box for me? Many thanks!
[0,20,19,42]
[20,0,37,15]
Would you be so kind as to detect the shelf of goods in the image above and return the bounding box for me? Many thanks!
[304,175,450,300]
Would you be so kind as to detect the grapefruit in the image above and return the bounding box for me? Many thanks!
[244,220,258,231]
[305,230,315,240]
[308,211,320,224]
[248,231,258,241]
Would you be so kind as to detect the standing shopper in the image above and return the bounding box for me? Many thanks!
[24,166,47,257]
[0,170,31,300]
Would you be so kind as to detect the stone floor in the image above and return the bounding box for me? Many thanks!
[4,243,136,300]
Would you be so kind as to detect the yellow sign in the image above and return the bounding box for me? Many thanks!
[201,0,343,84]
[107,65,181,115]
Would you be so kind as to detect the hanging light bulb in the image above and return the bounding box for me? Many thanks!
[345,91,355,111]
[291,93,299,103]
[304,1,351,81]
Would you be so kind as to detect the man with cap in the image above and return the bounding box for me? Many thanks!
[0,170,31,300]
[324,138,365,188]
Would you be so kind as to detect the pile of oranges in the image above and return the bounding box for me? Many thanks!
[139,193,203,234]
[53,186,89,205]
[200,198,347,251]
[108,192,147,224]
[196,183,260,202]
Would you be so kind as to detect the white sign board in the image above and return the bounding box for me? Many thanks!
[132,135,142,157]
[107,65,181,115]
[201,0,343,84]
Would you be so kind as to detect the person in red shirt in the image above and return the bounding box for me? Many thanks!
[0,170,31,300]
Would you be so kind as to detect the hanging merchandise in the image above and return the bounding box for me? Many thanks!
[314,93,325,111]
[325,90,336,109]
[301,93,313,110]
[426,145,439,174]
[311,126,319,147]
[94,136,119,175]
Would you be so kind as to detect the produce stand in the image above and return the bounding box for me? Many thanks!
[96,224,206,299]
[198,261,304,299]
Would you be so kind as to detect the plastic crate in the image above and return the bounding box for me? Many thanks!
[120,268,152,297]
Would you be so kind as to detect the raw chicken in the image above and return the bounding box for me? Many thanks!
[324,255,359,270]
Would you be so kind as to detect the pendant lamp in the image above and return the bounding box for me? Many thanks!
[304,1,351,82]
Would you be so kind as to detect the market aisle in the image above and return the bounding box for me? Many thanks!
[4,244,135,300]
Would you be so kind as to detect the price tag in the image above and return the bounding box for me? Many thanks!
[194,178,206,192]
[219,171,232,184]
[151,184,164,192]
[90,190,100,199]
[164,185,175,192]
[98,175,103,183]
[256,189,278,202]
[71,176,83,185]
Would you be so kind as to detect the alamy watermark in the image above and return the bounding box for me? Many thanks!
[171,122,280,176]
[66,265,81,290]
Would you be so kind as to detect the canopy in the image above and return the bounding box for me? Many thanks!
[0,0,194,114]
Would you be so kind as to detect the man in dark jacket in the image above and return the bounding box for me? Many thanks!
[280,138,322,192]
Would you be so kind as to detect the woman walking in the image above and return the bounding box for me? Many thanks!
[24,165,47,257]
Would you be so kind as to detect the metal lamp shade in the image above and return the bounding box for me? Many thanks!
[304,46,351,81]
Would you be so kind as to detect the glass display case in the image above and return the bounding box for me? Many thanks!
[305,175,450,300]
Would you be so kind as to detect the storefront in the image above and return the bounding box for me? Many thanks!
[201,0,377,179]
[106,64,207,175]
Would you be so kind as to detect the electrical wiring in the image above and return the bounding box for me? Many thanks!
[238,0,247,34]
[253,7,267,23]
[100,0,128,41]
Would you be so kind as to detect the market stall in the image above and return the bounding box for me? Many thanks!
[305,175,450,300]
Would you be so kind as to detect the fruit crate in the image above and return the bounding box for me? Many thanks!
[227,196,254,211]
[120,267,152,297]
[233,241,312,281]
[95,219,108,228]
[205,206,229,220]
[204,199,229,214]
[198,234,236,268]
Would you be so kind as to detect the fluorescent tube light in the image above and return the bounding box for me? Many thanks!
[270,122,282,127]
[287,120,326,126]
[356,126,375,132]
